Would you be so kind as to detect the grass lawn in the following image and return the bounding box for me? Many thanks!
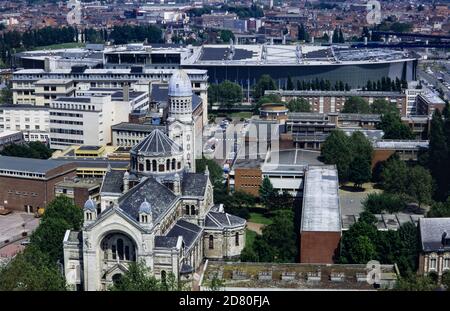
[248,212,273,225]
[32,42,86,51]
[245,229,257,248]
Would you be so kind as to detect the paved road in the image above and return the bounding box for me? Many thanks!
[418,68,450,100]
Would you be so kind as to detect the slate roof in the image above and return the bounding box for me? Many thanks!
[205,212,246,229]
[0,156,74,174]
[182,173,208,197]
[131,129,183,157]
[154,236,179,248]
[100,170,124,194]
[166,219,202,248]
[419,218,450,252]
[118,177,177,221]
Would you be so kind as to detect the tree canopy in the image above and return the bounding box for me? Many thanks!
[208,80,243,107]
[286,98,311,112]
[0,141,52,159]
[254,75,277,99]
[342,97,370,114]
[378,113,414,140]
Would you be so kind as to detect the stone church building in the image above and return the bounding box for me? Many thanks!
[62,70,246,291]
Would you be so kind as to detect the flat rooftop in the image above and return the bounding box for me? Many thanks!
[373,140,429,150]
[55,178,102,189]
[200,261,398,290]
[301,165,341,232]
[262,149,322,173]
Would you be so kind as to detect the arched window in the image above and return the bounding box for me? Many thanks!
[161,270,167,284]
[159,164,165,172]
[235,232,239,246]
[172,159,176,170]
[209,235,214,249]
[190,205,195,215]
[177,162,181,169]
[138,163,144,171]
[152,160,157,172]
[166,159,170,171]
[117,238,124,260]
[146,159,151,171]
[185,205,190,215]
[112,274,122,285]
[125,245,130,261]
[112,244,117,259]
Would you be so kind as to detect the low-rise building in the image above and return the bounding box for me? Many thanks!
[111,122,166,147]
[55,177,102,209]
[0,130,24,150]
[416,89,446,116]
[199,261,398,290]
[372,140,429,168]
[0,156,77,213]
[267,90,408,116]
[300,165,341,264]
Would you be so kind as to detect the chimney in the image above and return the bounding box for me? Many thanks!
[123,83,130,102]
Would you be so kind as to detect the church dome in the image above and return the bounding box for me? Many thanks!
[84,198,96,211]
[131,129,183,157]
[139,200,152,215]
[168,70,192,97]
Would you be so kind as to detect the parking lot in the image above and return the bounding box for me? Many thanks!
[0,212,39,249]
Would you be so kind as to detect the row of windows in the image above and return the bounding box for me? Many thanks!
[208,233,240,249]
[52,103,97,111]
[50,112,83,117]
[0,170,45,178]
[429,257,450,270]
[132,158,181,173]
[50,120,83,125]
[7,190,38,196]
[51,128,83,135]
[50,138,84,144]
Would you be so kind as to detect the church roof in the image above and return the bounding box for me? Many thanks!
[166,219,202,248]
[205,212,246,229]
[131,129,182,157]
[118,177,177,221]
[182,173,208,197]
[100,170,124,194]
[154,236,179,248]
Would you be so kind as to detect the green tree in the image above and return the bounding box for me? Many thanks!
[406,166,433,208]
[254,75,277,99]
[381,156,408,194]
[242,210,296,263]
[30,196,83,263]
[286,76,294,90]
[210,80,243,107]
[259,176,276,208]
[363,192,407,214]
[394,275,437,291]
[286,98,310,112]
[0,85,13,104]
[109,260,182,291]
[219,30,235,43]
[429,109,449,201]
[378,113,414,140]
[321,130,353,182]
[348,236,377,263]
[370,98,398,115]
[342,96,370,114]
[0,245,66,291]
[349,155,372,188]
[428,198,450,217]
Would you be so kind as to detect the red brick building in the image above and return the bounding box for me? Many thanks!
[0,156,76,213]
